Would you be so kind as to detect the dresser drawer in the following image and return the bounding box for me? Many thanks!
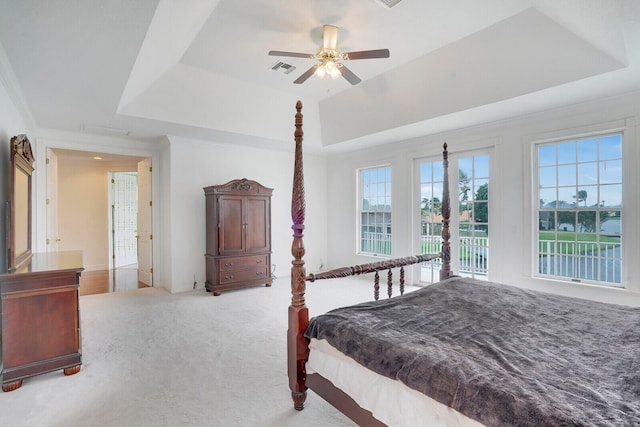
[219,266,269,284]
[218,254,268,271]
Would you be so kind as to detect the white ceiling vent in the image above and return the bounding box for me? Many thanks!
[378,0,403,8]
[271,61,296,74]
[80,124,131,136]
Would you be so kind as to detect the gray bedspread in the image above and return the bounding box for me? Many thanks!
[305,276,640,426]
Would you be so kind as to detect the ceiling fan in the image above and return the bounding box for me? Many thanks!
[268,25,390,85]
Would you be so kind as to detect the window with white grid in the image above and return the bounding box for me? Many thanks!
[359,166,392,256]
[536,133,622,286]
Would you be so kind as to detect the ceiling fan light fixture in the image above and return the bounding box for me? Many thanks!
[268,24,389,85]
[325,60,341,79]
[315,58,342,79]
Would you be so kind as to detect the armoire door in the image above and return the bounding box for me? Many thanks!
[218,195,245,255]
[245,196,270,253]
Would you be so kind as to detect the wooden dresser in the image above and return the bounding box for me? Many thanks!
[1,251,84,391]
[204,179,272,295]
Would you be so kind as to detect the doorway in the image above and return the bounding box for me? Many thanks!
[414,148,492,284]
[109,171,138,268]
[46,148,153,293]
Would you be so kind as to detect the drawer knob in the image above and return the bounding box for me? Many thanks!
[225,275,233,280]
[256,259,262,264]
[225,263,233,267]
[256,272,263,276]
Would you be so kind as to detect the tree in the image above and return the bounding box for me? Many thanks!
[473,183,489,231]
[578,211,597,233]
[421,197,441,216]
[557,211,575,230]
[578,208,610,233]
[573,190,588,207]
[459,169,471,215]
[459,170,471,201]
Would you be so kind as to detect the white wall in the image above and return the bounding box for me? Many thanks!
[5,53,638,304]
[30,130,327,296]
[166,136,328,293]
[326,90,640,306]
[0,76,31,273]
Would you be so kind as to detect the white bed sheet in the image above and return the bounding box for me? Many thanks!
[306,338,485,427]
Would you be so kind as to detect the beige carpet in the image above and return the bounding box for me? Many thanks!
[0,275,416,426]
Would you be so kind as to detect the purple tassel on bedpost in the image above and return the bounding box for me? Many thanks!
[440,143,452,280]
[289,100,309,410]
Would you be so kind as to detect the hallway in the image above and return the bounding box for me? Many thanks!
[79,264,149,296]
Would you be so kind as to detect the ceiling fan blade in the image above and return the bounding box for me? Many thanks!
[268,50,313,58]
[339,64,362,85]
[343,49,390,60]
[293,65,318,84]
[322,25,339,51]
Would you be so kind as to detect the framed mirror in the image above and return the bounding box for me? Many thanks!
[8,134,34,271]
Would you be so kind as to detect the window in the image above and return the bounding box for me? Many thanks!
[417,151,490,282]
[359,166,392,256]
[458,155,489,279]
[418,159,444,282]
[536,133,622,286]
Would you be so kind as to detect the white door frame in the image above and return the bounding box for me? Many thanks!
[35,140,161,287]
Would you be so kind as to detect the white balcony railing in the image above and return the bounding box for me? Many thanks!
[420,235,488,276]
[361,232,392,256]
[538,240,621,284]
[365,234,621,284]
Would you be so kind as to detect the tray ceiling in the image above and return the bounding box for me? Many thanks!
[0,0,638,153]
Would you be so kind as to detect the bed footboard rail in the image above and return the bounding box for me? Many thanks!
[306,253,441,300]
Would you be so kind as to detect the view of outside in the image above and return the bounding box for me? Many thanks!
[419,159,444,283]
[360,166,392,255]
[419,154,489,282]
[537,134,622,285]
[458,155,489,279]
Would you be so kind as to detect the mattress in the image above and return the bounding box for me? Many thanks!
[305,277,640,426]
[307,338,484,427]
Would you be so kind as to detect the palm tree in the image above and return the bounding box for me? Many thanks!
[573,190,588,207]
[459,170,471,201]
[459,169,471,215]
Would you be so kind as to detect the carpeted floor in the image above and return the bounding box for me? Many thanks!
[1,275,416,426]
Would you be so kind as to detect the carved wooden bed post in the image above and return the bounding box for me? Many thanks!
[440,143,453,280]
[286,101,451,412]
[288,100,309,410]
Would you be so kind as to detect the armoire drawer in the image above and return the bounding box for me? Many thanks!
[219,266,269,284]
[218,254,268,271]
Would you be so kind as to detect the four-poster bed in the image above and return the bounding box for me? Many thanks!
[287,101,640,426]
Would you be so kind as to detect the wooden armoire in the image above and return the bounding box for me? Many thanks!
[204,179,273,296]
